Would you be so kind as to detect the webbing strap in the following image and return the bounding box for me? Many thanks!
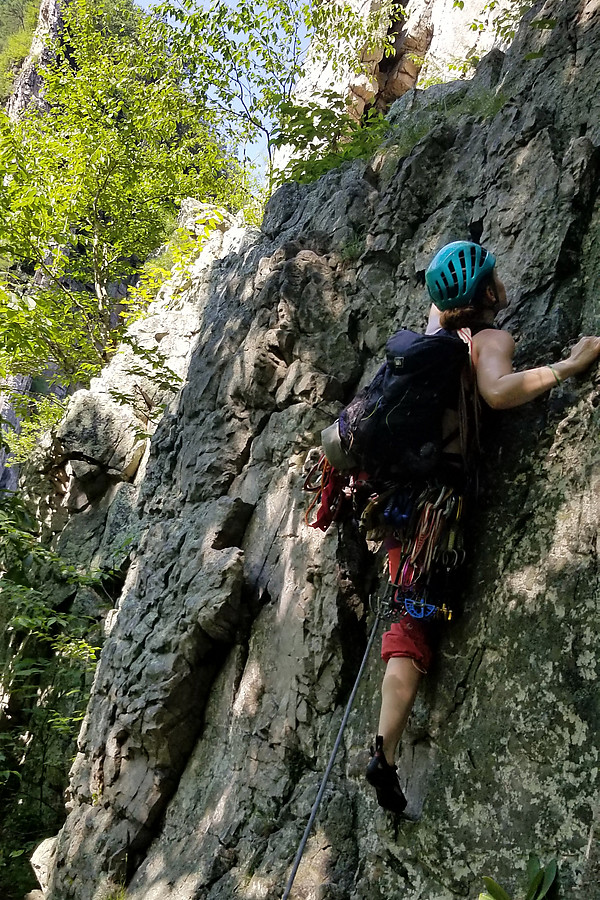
[304,457,348,531]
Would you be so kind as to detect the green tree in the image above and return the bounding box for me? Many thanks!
[271,91,390,185]
[0,0,250,386]
[0,0,396,397]
[453,0,556,51]
[159,0,396,192]
[0,0,36,38]
[0,488,106,899]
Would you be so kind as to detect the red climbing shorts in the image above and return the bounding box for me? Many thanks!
[381,617,434,673]
[381,533,439,673]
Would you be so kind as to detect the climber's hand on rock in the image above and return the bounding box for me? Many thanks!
[560,336,600,378]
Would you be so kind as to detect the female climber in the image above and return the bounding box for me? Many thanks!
[366,240,600,814]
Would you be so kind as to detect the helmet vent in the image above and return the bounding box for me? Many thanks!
[447,258,462,300]
[469,244,478,274]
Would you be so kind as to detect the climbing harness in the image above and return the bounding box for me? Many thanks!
[281,601,382,900]
[363,482,465,620]
[305,468,465,620]
[371,579,453,623]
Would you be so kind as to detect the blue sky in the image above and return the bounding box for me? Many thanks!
[134,0,278,179]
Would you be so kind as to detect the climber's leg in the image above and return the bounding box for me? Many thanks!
[377,656,422,764]
[365,657,421,814]
[378,617,432,762]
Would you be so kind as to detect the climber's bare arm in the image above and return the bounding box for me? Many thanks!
[473,330,600,410]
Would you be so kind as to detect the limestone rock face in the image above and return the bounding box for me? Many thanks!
[5,0,61,119]
[292,0,507,121]
[32,1,600,898]
[0,375,30,491]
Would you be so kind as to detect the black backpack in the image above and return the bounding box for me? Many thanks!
[338,328,470,476]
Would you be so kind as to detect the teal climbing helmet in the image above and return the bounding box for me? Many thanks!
[425,241,496,310]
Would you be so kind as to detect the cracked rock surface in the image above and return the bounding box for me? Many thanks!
[29,1,600,897]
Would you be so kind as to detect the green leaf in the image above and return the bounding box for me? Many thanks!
[525,870,544,900]
[526,856,541,885]
[530,18,557,29]
[482,877,513,900]
[524,50,546,60]
[535,860,558,899]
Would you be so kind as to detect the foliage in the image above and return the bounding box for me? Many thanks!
[0,0,39,44]
[0,0,396,422]
[0,0,40,103]
[0,488,104,730]
[102,210,228,433]
[466,0,530,43]
[0,838,37,900]
[0,489,107,897]
[422,0,558,89]
[0,0,250,389]
[479,856,558,900]
[106,335,184,439]
[105,889,128,900]
[2,389,66,464]
[340,228,366,262]
[158,0,397,192]
[447,50,482,77]
[272,93,390,185]
[124,207,226,316]
[385,87,506,170]
[453,0,556,47]
[452,87,506,119]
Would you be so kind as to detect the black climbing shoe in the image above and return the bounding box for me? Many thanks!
[365,735,408,815]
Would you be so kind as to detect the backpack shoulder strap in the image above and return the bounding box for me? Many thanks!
[457,327,474,359]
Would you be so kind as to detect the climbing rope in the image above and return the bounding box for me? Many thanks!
[281,606,382,900]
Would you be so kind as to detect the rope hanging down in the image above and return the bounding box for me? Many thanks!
[281,609,381,900]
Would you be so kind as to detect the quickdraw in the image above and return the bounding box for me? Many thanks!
[383,483,465,620]
[304,464,466,617]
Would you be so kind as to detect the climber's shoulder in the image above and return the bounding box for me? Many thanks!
[472,327,515,367]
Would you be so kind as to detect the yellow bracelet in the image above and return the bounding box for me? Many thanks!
[547,364,562,386]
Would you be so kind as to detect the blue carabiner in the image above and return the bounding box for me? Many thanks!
[404,596,437,619]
